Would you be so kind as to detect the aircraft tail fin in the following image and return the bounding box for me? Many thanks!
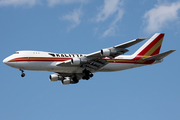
[133,33,165,57]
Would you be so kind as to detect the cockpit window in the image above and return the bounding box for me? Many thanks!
[14,52,19,54]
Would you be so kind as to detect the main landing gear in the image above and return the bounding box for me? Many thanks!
[20,69,25,77]
[82,69,93,80]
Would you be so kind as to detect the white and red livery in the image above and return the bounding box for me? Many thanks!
[3,33,175,85]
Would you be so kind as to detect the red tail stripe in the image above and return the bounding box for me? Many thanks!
[137,33,164,56]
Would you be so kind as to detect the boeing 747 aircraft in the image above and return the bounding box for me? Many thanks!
[3,33,175,85]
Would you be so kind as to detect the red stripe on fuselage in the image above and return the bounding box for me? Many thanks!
[8,57,154,65]
[8,57,71,62]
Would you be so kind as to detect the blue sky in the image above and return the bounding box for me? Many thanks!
[0,0,179,120]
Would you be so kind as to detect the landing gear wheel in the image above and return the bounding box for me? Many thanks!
[82,69,94,80]
[20,69,25,77]
[82,76,90,80]
[89,73,93,78]
[21,73,25,77]
[72,77,79,84]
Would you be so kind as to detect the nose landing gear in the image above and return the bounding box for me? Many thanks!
[20,69,25,77]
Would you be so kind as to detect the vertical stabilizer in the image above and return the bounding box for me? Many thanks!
[133,33,165,57]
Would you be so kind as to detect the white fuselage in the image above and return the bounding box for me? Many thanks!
[3,50,154,73]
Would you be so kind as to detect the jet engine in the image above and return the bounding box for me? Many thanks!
[100,49,117,57]
[61,77,79,85]
[61,77,71,85]
[49,74,64,81]
[100,49,111,56]
[71,57,87,65]
[101,48,128,57]
[49,74,79,85]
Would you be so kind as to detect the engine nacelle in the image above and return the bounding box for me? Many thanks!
[100,49,111,56]
[49,74,64,81]
[61,77,71,85]
[71,57,87,65]
[49,74,79,85]
[61,77,80,85]
[101,48,125,57]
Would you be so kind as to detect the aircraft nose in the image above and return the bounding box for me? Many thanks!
[3,56,16,68]
[3,57,8,64]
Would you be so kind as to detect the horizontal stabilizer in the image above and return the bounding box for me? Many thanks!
[143,50,176,61]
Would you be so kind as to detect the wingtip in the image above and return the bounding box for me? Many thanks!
[136,38,147,41]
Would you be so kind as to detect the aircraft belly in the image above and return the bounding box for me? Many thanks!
[13,61,50,70]
[11,61,147,73]
[13,61,81,73]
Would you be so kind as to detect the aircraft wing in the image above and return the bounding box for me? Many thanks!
[56,57,109,72]
[57,37,146,72]
[86,38,146,59]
